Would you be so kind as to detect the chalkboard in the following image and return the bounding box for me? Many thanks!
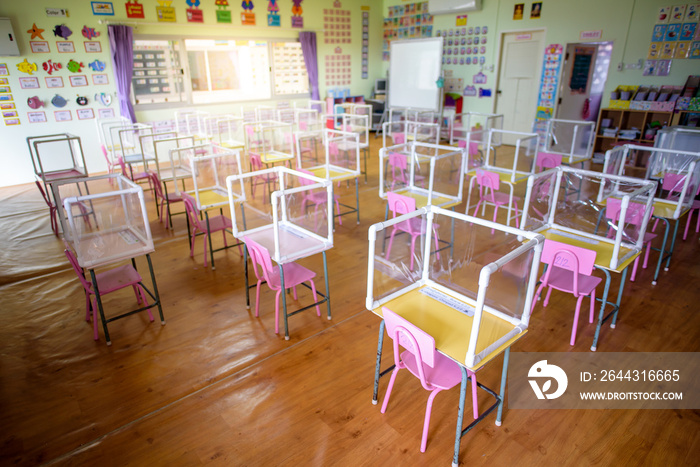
[388,37,444,111]
[569,51,593,94]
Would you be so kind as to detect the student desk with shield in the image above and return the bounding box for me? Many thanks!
[296,128,362,226]
[52,174,165,345]
[227,167,334,339]
[367,206,544,466]
[521,166,656,350]
[603,144,700,285]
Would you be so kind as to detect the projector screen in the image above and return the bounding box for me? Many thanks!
[388,37,444,112]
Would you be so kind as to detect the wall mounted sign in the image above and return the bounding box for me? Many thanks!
[85,41,102,53]
[98,108,115,118]
[30,42,50,53]
[77,108,95,120]
[45,8,69,18]
[186,0,204,23]
[91,2,115,15]
[268,0,280,27]
[70,75,88,87]
[291,0,303,28]
[93,74,109,85]
[57,41,75,53]
[580,30,602,41]
[45,76,64,88]
[19,77,40,89]
[28,111,47,123]
[54,110,72,121]
[535,43,564,121]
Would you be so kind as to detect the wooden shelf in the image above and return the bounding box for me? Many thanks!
[593,108,672,160]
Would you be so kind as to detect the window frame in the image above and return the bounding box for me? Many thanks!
[132,34,310,111]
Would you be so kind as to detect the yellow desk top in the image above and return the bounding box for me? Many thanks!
[219,141,245,150]
[372,286,527,371]
[541,228,639,273]
[308,166,358,183]
[260,152,294,164]
[401,191,460,210]
[653,199,689,220]
[197,188,228,209]
[467,168,530,184]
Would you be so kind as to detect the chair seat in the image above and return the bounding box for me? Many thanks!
[204,215,233,232]
[267,262,316,290]
[401,349,462,390]
[545,268,602,296]
[93,265,143,295]
[491,191,520,206]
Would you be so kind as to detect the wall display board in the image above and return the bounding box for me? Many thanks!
[383,2,433,61]
[646,3,700,73]
[388,37,443,112]
[323,5,351,45]
[535,43,564,121]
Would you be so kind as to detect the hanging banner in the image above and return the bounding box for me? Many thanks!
[215,0,232,23]
[125,0,145,18]
[291,0,303,28]
[186,0,203,22]
[241,0,255,25]
[156,0,176,22]
[268,0,280,26]
[535,43,564,121]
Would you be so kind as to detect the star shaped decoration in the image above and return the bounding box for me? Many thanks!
[27,23,45,40]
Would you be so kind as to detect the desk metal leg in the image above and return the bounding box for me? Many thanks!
[591,268,612,351]
[452,367,469,467]
[355,178,360,224]
[89,268,112,345]
[611,266,628,329]
[372,319,386,404]
[322,250,331,320]
[146,253,165,325]
[496,347,510,425]
[279,263,289,340]
[652,217,670,285]
[205,211,216,270]
[664,219,680,272]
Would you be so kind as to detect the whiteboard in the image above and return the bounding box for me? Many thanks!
[388,38,444,112]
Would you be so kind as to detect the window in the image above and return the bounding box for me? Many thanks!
[132,37,309,108]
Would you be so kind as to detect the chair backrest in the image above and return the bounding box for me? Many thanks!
[181,192,204,230]
[662,173,686,195]
[388,151,408,175]
[605,198,652,228]
[35,181,54,209]
[298,169,314,187]
[392,132,405,145]
[149,171,164,201]
[387,191,416,217]
[65,248,92,293]
[383,307,437,386]
[457,139,480,157]
[540,239,596,296]
[536,151,563,171]
[476,169,500,195]
[243,237,274,285]
[249,153,264,171]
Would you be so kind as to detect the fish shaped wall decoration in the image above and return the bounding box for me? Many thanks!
[16,59,38,75]
[76,96,88,106]
[51,94,68,108]
[88,60,106,72]
[27,96,44,109]
[27,23,45,40]
[42,60,62,75]
[81,25,100,40]
[66,60,84,73]
[53,24,72,39]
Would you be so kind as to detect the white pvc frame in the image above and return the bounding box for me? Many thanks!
[366,205,545,368]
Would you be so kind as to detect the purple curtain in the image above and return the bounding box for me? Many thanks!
[108,25,137,123]
[299,32,319,101]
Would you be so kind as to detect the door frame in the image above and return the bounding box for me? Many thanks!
[492,28,547,115]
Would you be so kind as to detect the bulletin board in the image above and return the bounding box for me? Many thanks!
[388,37,444,111]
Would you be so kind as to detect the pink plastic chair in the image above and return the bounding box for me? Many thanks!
[148,171,183,229]
[65,248,152,342]
[531,239,603,346]
[651,174,688,234]
[605,198,656,282]
[298,169,342,228]
[458,139,482,170]
[535,151,563,172]
[249,153,278,204]
[391,132,405,145]
[385,192,440,271]
[182,192,240,269]
[471,169,520,230]
[35,181,59,236]
[380,307,478,453]
[681,183,700,240]
[243,237,320,334]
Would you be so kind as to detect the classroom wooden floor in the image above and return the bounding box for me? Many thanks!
[1,136,699,466]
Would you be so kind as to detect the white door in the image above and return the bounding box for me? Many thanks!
[495,30,545,144]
